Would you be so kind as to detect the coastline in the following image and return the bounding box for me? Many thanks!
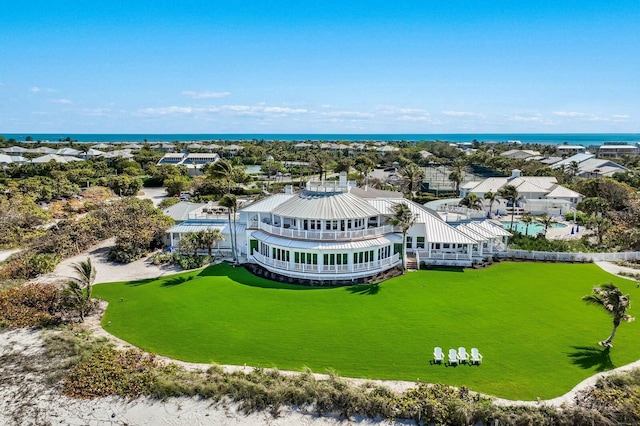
[3,132,640,145]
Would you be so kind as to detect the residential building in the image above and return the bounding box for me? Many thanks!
[460,169,583,215]
[597,144,639,157]
[165,173,510,284]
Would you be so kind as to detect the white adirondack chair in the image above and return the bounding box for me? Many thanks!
[458,347,469,363]
[470,348,483,364]
[433,347,445,364]
[448,348,458,366]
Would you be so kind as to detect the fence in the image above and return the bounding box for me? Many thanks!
[503,249,640,263]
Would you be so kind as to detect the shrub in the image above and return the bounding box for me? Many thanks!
[175,254,211,270]
[149,251,177,265]
[0,283,65,328]
[157,197,181,209]
[63,347,159,398]
[0,251,60,279]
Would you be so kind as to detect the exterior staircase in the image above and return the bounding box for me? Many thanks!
[405,252,418,271]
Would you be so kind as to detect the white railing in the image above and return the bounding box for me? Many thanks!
[188,213,237,220]
[416,251,472,261]
[504,250,640,262]
[252,251,401,274]
[249,221,398,240]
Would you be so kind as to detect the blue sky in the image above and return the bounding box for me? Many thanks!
[1,1,639,133]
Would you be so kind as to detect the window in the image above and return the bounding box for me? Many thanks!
[406,236,413,248]
[417,237,425,249]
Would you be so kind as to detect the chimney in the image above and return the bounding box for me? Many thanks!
[285,184,293,194]
[510,169,521,179]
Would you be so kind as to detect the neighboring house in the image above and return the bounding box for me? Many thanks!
[550,153,627,177]
[0,154,29,166]
[156,152,220,175]
[598,144,639,157]
[162,201,206,224]
[500,149,540,160]
[222,144,243,157]
[556,145,586,156]
[165,173,510,284]
[460,169,583,215]
[31,154,84,164]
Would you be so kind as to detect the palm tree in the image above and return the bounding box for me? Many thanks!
[520,213,535,235]
[178,232,200,256]
[448,158,468,196]
[207,159,236,194]
[311,151,333,181]
[458,193,483,211]
[583,283,634,347]
[199,228,224,257]
[498,185,522,230]
[587,215,613,245]
[536,213,556,236]
[448,169,463,196]
[398,163,425,195]
[220,194,239,263]
[64,258,97,322]
[389,202,417,271]
[484,191,498,218]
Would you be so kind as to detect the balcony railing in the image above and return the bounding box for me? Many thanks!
[248,221,398,241]
[252,251,400,274]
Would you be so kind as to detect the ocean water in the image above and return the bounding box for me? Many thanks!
[2,133,639,146]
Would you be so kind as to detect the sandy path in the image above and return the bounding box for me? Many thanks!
[35,238,181,286]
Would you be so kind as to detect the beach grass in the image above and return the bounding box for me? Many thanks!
[92,261,640,400]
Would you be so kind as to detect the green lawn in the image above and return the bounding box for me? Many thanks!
[92,262,640,400]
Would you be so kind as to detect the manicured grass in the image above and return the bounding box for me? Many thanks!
[92,262,640,400]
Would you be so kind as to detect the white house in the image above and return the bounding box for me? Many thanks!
[460,170,583,216]
[165,173,510,284]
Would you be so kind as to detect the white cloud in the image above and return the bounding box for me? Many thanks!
[82,108,112,116]
[510,114,543,122]
[139,106,195,115]
[137,104,306,119]
[554,111,613,122]
[441,110,485,118]
[612,114,630,119]
[29,86,56,93]
[320,110,374,119]
[221,105,307,116]
[181,91,230,99]
[51,98,73,105]
[553,111,589,117]
[376,105,432,122]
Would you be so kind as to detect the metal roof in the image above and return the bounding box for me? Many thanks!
[271,190,381,220]
[478,220,513,237]
[240,193,296,213]
[454,224,490,242]
[167,221,246,235]
[466,222,502,239]
[162,202,206,222]
[251,231,401,250]
[368,198,478,244]
[31,154,84,163]
[545,185,583,198]
[550,153,595,169]
[1,146,29,153]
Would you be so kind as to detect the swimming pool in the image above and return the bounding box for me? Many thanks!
[501,221,567,236]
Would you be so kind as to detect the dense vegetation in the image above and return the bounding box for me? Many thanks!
[33,327,640,425]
